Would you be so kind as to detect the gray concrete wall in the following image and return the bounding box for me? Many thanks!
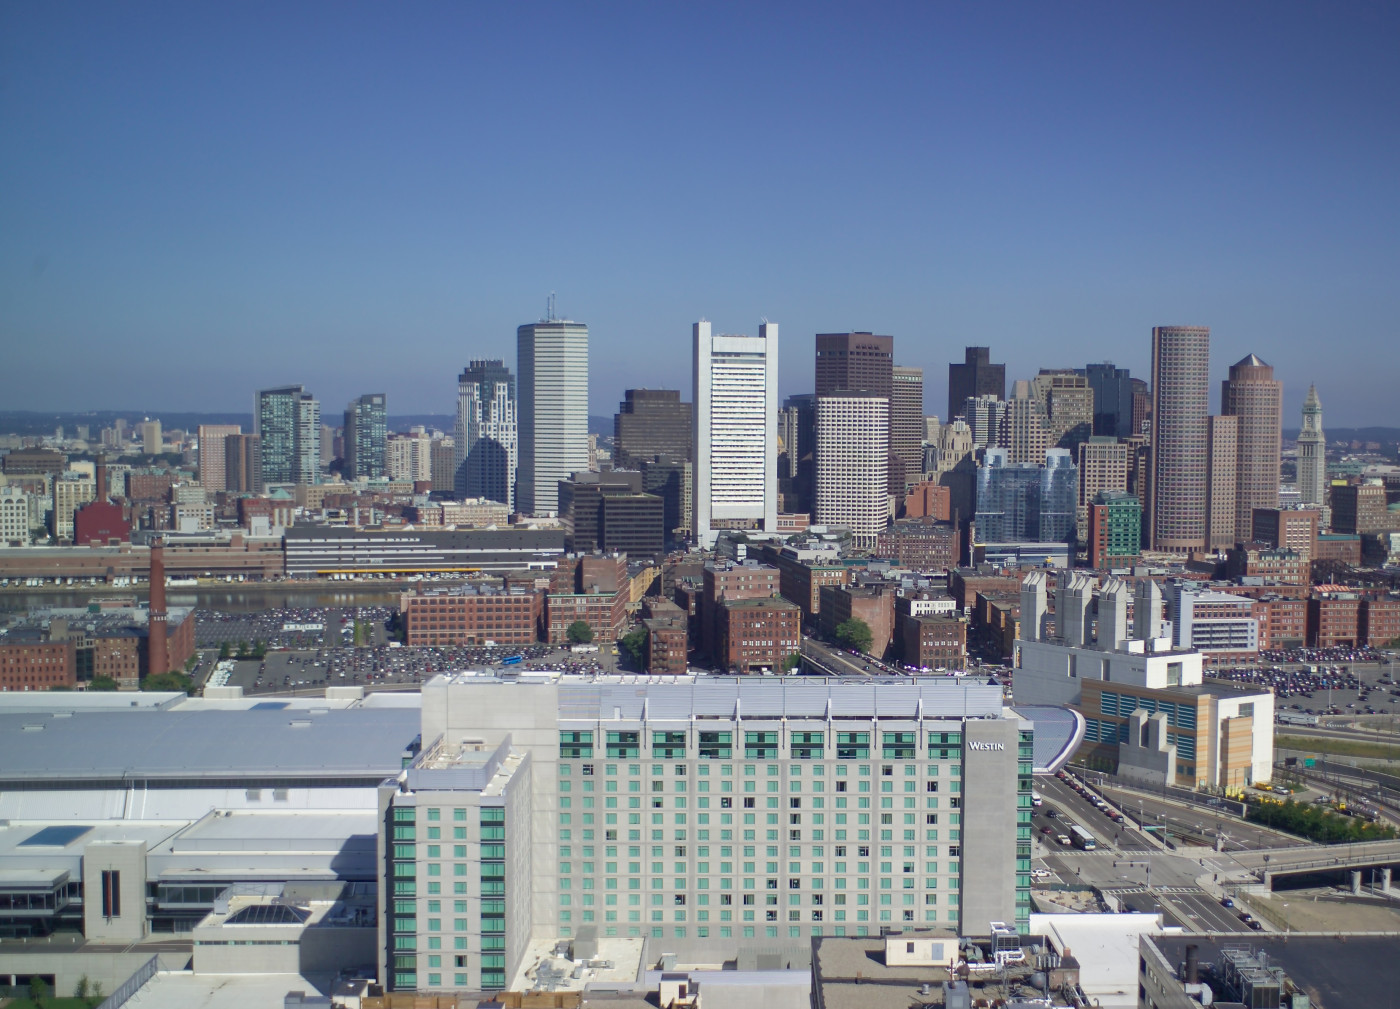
[81,840,147,943]
[959,718,1019,934]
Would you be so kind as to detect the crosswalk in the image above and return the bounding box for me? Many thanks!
[1104,885,1199,896]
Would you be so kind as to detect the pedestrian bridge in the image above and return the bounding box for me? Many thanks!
[1231,839,1400,888]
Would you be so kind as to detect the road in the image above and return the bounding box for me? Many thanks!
[801,637,884,677]
[1094,783,1307,851]
[1036,775,1155,852]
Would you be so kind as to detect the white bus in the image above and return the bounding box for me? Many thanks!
[1068,824,1097,850]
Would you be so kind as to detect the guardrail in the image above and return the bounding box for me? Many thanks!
[93,954,159,1009]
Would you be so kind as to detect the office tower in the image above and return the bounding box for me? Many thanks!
[1331,480,1393,535]
[342,394,387,480]
[962,395,1007,449]
[256,385,320,486]
[1205,414,1239,550]
[815,331,893,398]
[612,389,691,469]
[455,360,519,510]
[814,393,890,548]
[1148,326,1210,552]
[558,470,642,552]
[998,394,1051,465]
[640,455,692,544]
[1083,362,1136,438]
[1034,371,1094,453]
[1130,378,1151,438]
[692,320,778,548]
[1296,386,1327,510]
[890,366,924,494]
[196,424,242,492]
[429,437,456,494]
[517,320,589,516]
[1077,436,1130,544]
[1087,491,1143,569]
[1221,354,1282,543]
[223,434,263,494]
[947,347,1006,424]
[140,420,162,456]
[778,393,816,514]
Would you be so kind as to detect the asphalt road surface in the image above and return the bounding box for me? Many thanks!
[1036,776,1155,852]
[1094,783,1307,851]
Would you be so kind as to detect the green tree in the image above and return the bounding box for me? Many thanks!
[88,676,119,691]
[566,620,595,645]
[235,640,249,658]
[91,980,105,1004]
[142,671,195,694]
[218,641,231,660]
[252,640,267,659]
[75,975,91,999]
[834,618,873,655]
[782,652,802,672]
[29,976,49,1005]
[619,627,648,667]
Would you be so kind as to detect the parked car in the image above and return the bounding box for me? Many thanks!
[1220,897,1234,908]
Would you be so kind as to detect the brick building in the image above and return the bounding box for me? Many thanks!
[902,481,951,521]
[1308,593,1362,648]
[400,585,543,646]
[546,554,631,644]
[0,639,76,692]
[761,545,847,623]
[1331,481,1395,534]
[1087,491,1142,570]
[818,582,896,661]
[1362,595,1400,648]
[1255,596,1308,651]
[73,500,131,546]
[896,612,967,671]
[1251,507,1319,559]
[1314,533,1362,565]
[641,598,689,674]
[701,560,780,659]
[875,518,960,571]
[6,607,195,689]
[1225,544,1308,585]
[716,596,801,674]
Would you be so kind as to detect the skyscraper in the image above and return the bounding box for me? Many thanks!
[1148,326,1210,552]
[692,320,778,548]
[456,360,519,510]
[256,385,321,486]
[1083,362,1136,438]
[612,389,691,469]
[814,393,889,548]
[974,448,1077,544]
[890,365,925,494]
[196,424,242,492]
[1296,385,1327,509]
[223,434,263,494]
[815,331,893,398]
[1205,414,1239,550]
[962,395,1008,449]
[517,320,589,516]
[948,346,1005,424]
[343,394,387,480]
[1221,354,1282,544]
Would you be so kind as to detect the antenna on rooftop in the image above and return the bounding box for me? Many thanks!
[547,292,557,322]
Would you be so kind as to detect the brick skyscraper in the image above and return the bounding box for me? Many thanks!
[1221,354,1282,544]
[1148,326,1210,553]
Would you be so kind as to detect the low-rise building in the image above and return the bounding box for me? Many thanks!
[1255,595,1307,650]
[640,598,688,674]
[1167,581,1260,666]
[897,612,967,671]
[717,596,801,673]
[819,583,896,661]
[0,637,76,691]
[1313,532,1362,565]
[1309,592,1362,648]
[1224,543,1307,585]
[4,606,195,689]
[763,544,848,624]
[875,518,959,571]
[400,585,544,646]
[1362,594,1400,648]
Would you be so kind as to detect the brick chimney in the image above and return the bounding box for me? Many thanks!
[148,538,168,678]
[96,453,108,502]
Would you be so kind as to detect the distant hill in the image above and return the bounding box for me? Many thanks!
[1285,427,1400,445]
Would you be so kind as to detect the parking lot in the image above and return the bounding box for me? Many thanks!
[1212,649,1400,719]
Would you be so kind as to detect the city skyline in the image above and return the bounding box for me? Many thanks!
[3,6,1398,424]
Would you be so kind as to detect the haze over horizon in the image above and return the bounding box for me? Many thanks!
[3,4,1398,426]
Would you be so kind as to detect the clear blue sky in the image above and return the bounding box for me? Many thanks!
[3,2,1398,427]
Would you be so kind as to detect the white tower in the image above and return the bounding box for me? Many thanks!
[815,393,890,548]
[692,320,779,549]
[517,318,589,516]
[1296,385,1327,511]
